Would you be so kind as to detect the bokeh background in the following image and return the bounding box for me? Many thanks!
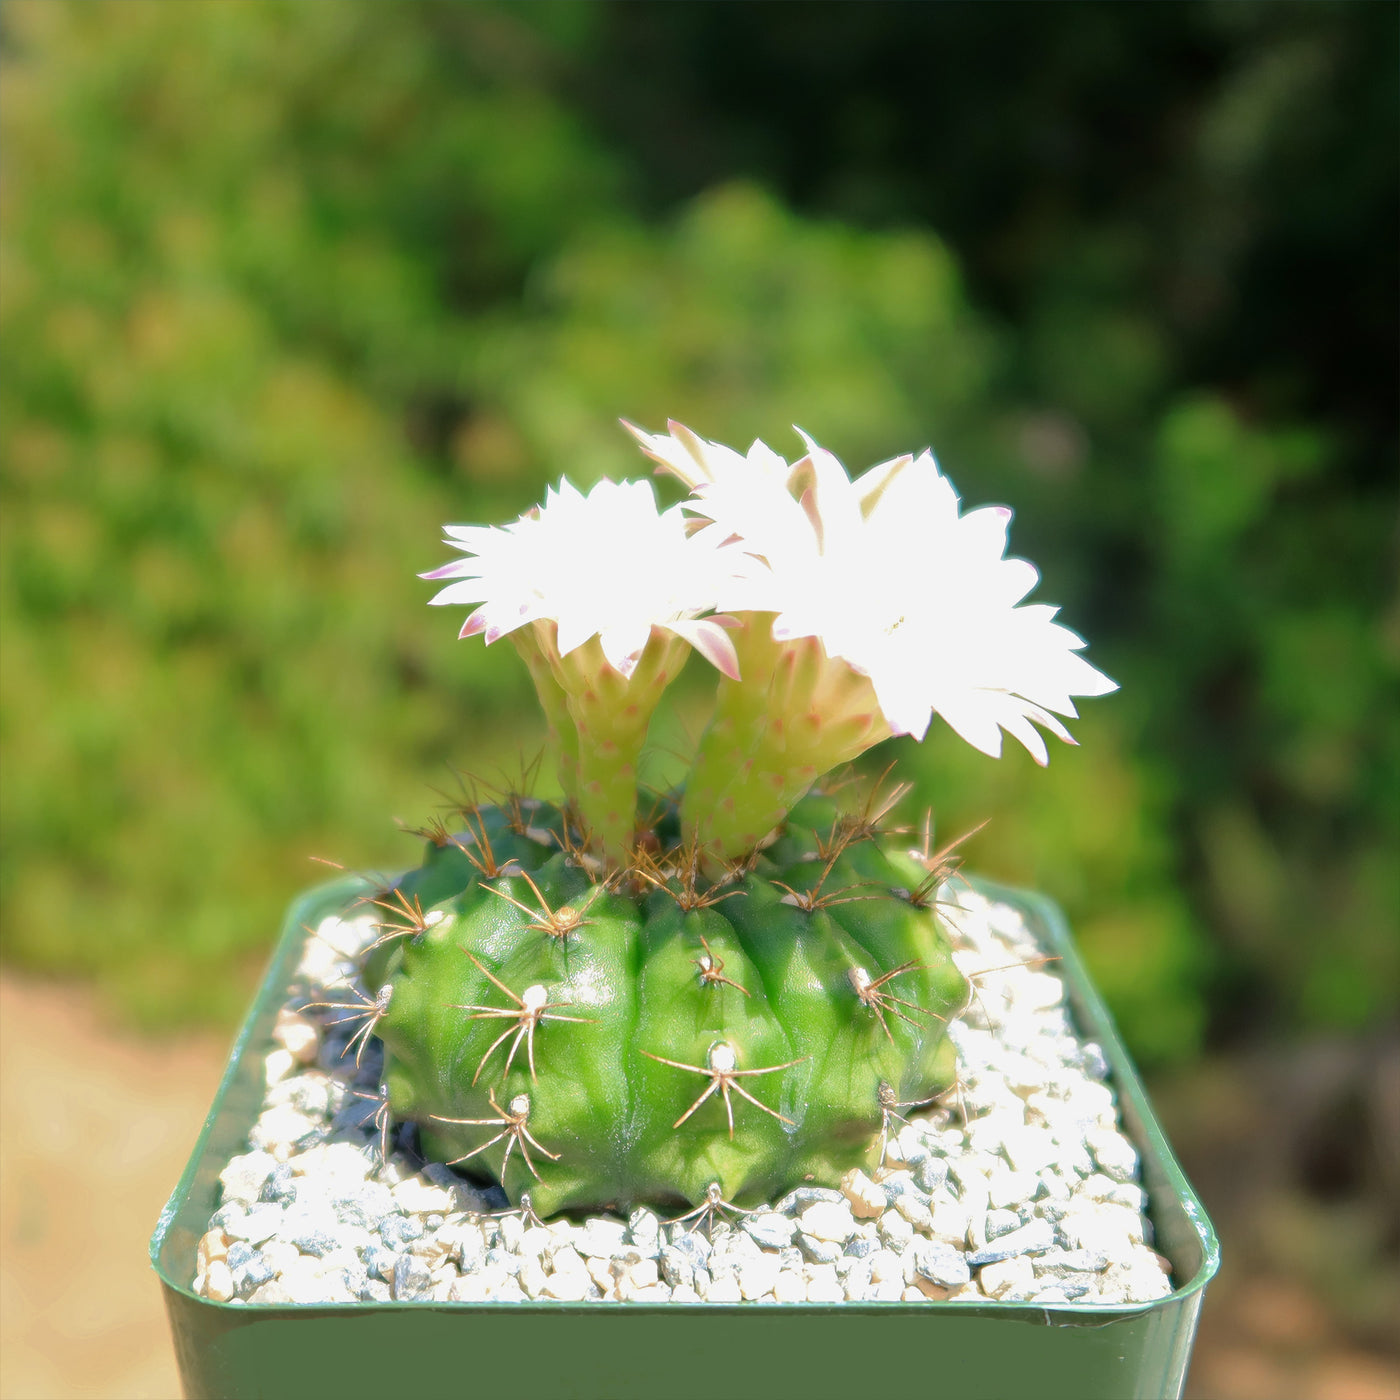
[1,2,1395,1396]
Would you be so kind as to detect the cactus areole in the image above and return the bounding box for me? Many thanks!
[352,421,1118,1216]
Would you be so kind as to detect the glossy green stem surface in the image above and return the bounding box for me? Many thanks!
[358,797,967,1215]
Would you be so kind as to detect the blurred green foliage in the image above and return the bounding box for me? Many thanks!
[2,0,1395,1061]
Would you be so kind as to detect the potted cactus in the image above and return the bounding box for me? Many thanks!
[151,422,1217,1400]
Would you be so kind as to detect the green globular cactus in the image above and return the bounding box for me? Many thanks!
[384,418,1119,1217]
[353,794,968,1217]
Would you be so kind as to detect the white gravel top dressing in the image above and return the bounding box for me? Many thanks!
[194,885,1175,1307]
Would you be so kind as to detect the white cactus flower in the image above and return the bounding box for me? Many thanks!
[422,476,740,681]
[631,422,1117,764]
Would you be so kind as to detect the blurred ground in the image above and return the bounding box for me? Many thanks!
[1188,1276,1399,1400]
[0,975,228,1400]
[0,972,1395,1400]
[1163,1044,1400,1400]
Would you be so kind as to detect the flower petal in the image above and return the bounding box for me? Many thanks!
[458,607,490,640]
[427,579,488,607]
[667,618,742,680]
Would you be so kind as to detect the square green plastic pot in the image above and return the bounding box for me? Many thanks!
[151,877,1219,1400]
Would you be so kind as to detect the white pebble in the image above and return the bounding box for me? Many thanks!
[453,1267,509,1302]
[392,1176,455,1216]
[272,1009,320,1064]
[987,1168,1041,1211]
[249,1105,317,1158]
[985,1209,1022,1241]
[804,1266,844,1303]
[911,1239,971,1288]
[980,1255,1037,1300]
[1019,973,1065,1011]
[518,1261,548,1298]
[703,1275,742,1303]
[1058,1209,1139,1265]
[1086,1128,1140,1184]
[279,1255,355,1304]
[517,1226,552,1260]
[1075,1174,1147,1213]
[202,1260,235,1302]
[893,1193,933,1230]
[196,1229,230,1272]
[738,1254,781,1300]
[928,1197,970,1247]
[549,1244,589,1278]
[878,1209,915,1251]
[575,1219,629,1258]
[218,1151,278,1207]
[264,1049,297,1086]
[542,1270,592,1301]
[743,1212,796,1249]
[999,1126,1060,1175]
[1098,1257,1172,1303]
[799,1201,857,1243]
[840,1169,887,1220]
[260,1239,300,1274]
[247,1280,293,1305]
[226,1203,283,1245]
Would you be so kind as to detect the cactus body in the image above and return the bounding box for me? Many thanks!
[354,796,968,1216]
